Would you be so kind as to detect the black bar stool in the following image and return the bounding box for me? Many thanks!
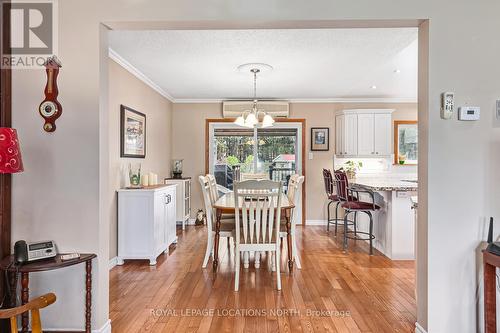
[333,170,380,255]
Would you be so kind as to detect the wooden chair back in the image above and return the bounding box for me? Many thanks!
[233,180,282,246]
[206,174,219,205]
[287,174,304,226]
[0,293,56,333]
[198,175,215,231]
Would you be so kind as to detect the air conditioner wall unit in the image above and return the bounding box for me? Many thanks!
[222,100,290,118]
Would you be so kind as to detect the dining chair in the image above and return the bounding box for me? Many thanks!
[279,174,304,269]
[0,293,56,333]
[233,180,283,291]
[199,175,235,268]
[333,170,380,255]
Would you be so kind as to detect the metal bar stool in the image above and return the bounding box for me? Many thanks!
[333,170,380,255]
[323,169,356,235]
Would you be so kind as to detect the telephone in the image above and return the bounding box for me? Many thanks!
[486,217,500,256]
[14,240,57,264]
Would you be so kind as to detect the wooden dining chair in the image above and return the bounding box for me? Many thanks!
[199,175,235,268]
[279,174,304,269]
[233,180,283,291]
[0,293,56,333]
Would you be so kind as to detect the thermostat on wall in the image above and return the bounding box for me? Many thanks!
[458,106,480,121]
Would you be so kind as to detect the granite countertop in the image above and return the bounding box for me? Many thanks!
[350,175,418,192]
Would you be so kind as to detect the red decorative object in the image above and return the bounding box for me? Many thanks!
[0,128,24,174]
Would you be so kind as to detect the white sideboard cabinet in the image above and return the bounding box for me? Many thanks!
[165,178,191,230]
[117,184,177,265]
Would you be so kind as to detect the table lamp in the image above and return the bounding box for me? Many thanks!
[0,128,24,174]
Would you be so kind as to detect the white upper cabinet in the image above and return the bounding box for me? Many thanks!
[335,114,358,156]
[374,113,392,156]
[344,114,358,155]
[335,114,345,155]
[335,109,394,157]
[357,114,375,155]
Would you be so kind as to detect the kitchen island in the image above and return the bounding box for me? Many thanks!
[350,175,417,260]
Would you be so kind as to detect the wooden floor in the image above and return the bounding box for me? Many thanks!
[109,226,416,333]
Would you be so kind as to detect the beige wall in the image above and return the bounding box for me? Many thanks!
[108,58,173,259]
[9,2,500,331]
[173,102,417,222]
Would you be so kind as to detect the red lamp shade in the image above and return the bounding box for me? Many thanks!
[0,128,24,173]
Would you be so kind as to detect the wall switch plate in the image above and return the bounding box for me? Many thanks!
[308,152,313,160]
[496,100,500,120]
[440,92,454,119]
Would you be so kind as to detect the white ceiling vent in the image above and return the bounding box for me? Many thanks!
[222,101,289,118]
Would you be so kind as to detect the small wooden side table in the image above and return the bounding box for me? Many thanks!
[0,253,96,333]
[483,250,500,333]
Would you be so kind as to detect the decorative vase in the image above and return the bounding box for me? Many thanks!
[129,163,142,187]
[172,159,183,179]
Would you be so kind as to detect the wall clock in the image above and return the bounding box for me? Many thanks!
[38,56,62,132]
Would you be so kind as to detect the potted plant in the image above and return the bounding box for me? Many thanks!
[398,153,407,165]
[342,160,363,179]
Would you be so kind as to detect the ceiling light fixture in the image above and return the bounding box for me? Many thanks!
[371,85,377,89]
[394,69,401,74]
[234,67,275,128]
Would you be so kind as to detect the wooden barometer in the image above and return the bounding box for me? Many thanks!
[38,56,62,132]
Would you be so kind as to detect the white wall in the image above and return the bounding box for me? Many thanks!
[10,1,500,332]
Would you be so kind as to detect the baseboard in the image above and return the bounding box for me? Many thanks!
[177,218,196,226]
[415,322,427,333]
[43,319,111,333]
[94,319,112,333]
[109,257,118,270]
[305,219,327,225]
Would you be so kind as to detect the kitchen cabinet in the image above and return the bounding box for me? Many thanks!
[335,114,358,156]
[117,185,177,265]
[335,109,394,157]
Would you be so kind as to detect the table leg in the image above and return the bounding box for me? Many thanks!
[285,209,293,272]
[86,260,92,333]
[8,271,17,307]
[21,272,29,333]
[213,209,222,271]
[484,261,496,333]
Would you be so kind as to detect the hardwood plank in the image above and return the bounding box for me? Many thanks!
[110,226,416,333]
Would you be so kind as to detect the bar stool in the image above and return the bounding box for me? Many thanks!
[333,170,380,255]
[323,169,356,235]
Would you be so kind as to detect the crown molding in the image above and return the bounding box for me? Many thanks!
[108,48,175,102]
[174,97,417,104]
[288,97,417,103]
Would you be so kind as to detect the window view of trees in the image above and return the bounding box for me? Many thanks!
[215,134,296,172]
[213,127,297,188]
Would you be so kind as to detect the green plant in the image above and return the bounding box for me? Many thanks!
[226,155,240,166]
[342,160,363,175]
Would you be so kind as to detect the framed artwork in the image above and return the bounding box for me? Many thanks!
[310,127,329,151]
[394,120,418,165]
[120,105,146,158]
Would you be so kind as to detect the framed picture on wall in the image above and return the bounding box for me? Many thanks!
[311,127,329,151]
[120,105,146,158]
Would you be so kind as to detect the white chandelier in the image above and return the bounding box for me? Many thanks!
[234,68,275,128]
